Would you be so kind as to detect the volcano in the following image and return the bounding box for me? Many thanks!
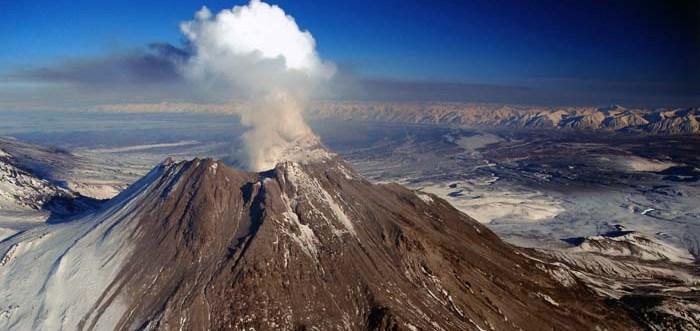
[0,156,639,330]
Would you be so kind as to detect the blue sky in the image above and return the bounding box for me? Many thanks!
[1,0,698,107]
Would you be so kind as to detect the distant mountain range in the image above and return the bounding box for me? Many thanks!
[308,103,700,135]
[89,101,700,135]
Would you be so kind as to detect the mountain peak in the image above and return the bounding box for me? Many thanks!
[247,133,335,171]
[0,157,639,330]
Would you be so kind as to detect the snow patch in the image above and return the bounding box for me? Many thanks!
[608,155,678,172]
[536,292,559,306]
[455,133,503,153]
[571,232,694,263]
[336,163,356,180]
[416,191,434,204]
[318,187,356,236]
[283,162,356,236]
[277,190,320,257]
[282,210,319,257]
[640,208,654,215]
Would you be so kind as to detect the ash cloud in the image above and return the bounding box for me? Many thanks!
[12,43,189,86]
[2,43,197,109]
[178,0,335,171]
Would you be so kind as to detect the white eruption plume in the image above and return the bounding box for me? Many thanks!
[180,0,335,171]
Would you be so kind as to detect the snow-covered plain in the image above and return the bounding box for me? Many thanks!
[418,179,565,223]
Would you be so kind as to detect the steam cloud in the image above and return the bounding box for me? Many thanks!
[180,0,335,171]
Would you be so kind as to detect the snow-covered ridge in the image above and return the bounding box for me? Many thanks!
[0,151,68,212]
[536,234,700,329]
[308,102,700,135]
[566,229,695,264]
[0,137,136,201]
[0,160,175,331]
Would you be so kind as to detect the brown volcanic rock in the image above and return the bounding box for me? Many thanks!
[75,157,638,330]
